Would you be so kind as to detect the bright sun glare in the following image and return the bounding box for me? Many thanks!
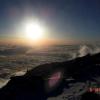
[25,21,45,41]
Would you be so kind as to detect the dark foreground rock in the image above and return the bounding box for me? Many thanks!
[81,92,100,100]
[0,53,100,100]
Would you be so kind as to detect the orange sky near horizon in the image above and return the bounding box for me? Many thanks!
[0,37,78,46]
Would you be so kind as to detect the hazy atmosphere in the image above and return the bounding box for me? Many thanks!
[0,0,100,45]
[0,0,100,100]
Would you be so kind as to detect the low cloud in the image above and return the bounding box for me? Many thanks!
[79,45,100,57]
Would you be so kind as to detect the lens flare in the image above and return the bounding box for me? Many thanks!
[48,72,62,87]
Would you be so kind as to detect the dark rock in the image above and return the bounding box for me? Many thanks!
[0,53,100,100]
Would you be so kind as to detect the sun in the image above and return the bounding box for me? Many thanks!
[25,21,45,41]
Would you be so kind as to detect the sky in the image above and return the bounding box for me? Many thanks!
[0,0,100,44]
